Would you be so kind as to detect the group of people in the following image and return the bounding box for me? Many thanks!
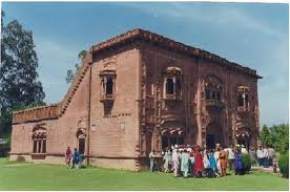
[64,147,85,168]
[149,143,251,178]
[250,145,276,168]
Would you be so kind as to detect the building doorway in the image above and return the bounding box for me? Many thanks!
[78,137,85,154]
[237,136,250,150]
[76,128,86,155]
[206,134,215,149]
[161,135,184,150]
[206,122,224,149]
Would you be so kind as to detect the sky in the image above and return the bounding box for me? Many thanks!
[2,2,289,126]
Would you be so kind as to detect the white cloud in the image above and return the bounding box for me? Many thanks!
[124,3,285,39]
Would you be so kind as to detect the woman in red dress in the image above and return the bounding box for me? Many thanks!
[193,145,204,177]
[65,146,72,167]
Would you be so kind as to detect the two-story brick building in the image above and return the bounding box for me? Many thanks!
[10,29,261,170]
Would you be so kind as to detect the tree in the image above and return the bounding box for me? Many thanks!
[0,16,45,134]
[271,124,289,153]
[65,50,86,84]
[259,125,272,147]
[259,124,289,154]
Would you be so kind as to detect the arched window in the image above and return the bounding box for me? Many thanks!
[32,126,47,154]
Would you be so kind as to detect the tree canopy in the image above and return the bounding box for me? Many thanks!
[259,124,289,154]
[0,13,45,134]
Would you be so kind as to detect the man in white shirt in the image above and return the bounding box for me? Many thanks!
[225,146,235,170]
[149,150,156,172]
[263,146,270,168]
[256,145,265,167]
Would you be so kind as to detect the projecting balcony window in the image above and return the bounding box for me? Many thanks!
[163,67,182,101]
[166,78,174,94]
[204,75,224,108]
[237,86,250,112]
[100,70,116,116]
[100,70,116,102]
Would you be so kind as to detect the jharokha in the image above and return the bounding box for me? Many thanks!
[10,29,261,170]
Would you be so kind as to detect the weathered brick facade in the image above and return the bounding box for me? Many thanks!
[10,29,261,170]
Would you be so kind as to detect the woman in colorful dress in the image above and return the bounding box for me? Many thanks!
[193,145,204,177]
[234,148,243,175]
[172,147,180,177]
[219,146,228,176]
[65,146,72,167]
[208,149,219,176]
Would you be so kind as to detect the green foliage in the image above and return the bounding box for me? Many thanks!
[0,13,45,135]
[0,158,288,190]
[241,154,251,173]
[65,50,86,84]
[278,153,289,178]
[271,124,289,153]
[259,124,289,153]
[259,125,273,147]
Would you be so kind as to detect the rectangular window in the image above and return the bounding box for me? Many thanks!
[38,141,42,153]
[42,140,46,153]
[33,140,37,153]
[166,78,174,94]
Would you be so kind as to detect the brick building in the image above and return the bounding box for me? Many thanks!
[10,29,261,170]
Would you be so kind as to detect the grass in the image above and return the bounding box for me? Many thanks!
[0,158,288,191]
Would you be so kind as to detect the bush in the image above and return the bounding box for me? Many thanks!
[241,154,251,173]
[278,152,289,178]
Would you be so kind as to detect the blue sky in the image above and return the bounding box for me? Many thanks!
[2,2,289,126]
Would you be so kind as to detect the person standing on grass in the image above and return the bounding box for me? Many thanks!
[214,144,221,174]
[72,148,80,169]
[234,148,243,175]
[65,146,72,167]
[163,148,172,173]
[180,149,190,177]
[149,149,156,172]
[263,146,270,168]
[226,146,235,171]
[189,151,195,176]
[268,146,275,166]
[172,147,180,177]
[249,146,257,166]
[79,153,85,168]
[256,145,264,167]
[208,149,219,176]
[218,146,228,177]
[193,146,204,177]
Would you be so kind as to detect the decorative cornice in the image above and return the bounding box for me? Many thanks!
[91,28,262,79]
[12,104,60,124]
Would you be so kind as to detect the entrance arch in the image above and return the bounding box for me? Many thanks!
[76,128,86,154]
[206,122,224,149]
[235,127,251,150]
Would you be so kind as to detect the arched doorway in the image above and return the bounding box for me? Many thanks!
[76,128,86,154]
[161,128,184,150]
[235,127,251,150]
[206,122,224,149]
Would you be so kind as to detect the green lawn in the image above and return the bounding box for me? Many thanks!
[0,158,288,191]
